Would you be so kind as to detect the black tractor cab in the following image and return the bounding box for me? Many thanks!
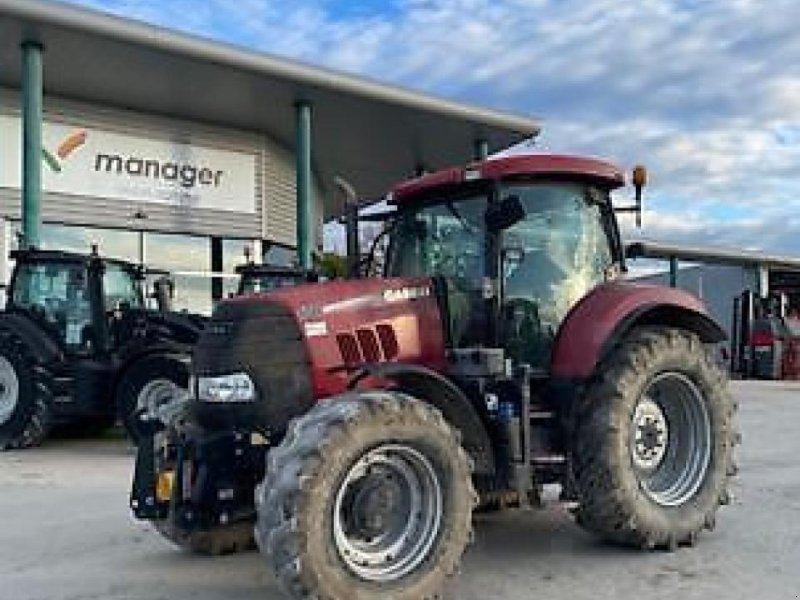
[235,263,317,297]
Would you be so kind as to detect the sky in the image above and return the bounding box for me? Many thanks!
[63,0,800,258]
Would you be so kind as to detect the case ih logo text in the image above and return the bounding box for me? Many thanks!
[383,286,431,303]
[94,153,224,189]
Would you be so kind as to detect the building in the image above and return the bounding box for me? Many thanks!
[627,240,800,376]
[631,263,757,347]
[0,0,538,312]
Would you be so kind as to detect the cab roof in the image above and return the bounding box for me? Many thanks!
[9,248,157,275]
[390,153,626,204]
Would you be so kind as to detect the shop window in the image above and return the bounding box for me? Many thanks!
[146,232,211,315]
[40,223,138,262]
[264,243,296,267]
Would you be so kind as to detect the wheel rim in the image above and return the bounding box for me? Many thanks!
[333,443,443,582]
[0,356,19,425]
[136,378,180,421]
[630,371,712,507]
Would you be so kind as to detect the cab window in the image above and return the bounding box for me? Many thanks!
[12,261,92,349]
[501,183,613,367]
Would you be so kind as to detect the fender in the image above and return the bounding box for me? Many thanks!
[0,312,62,364]
[551,282,726,380]
[349,363,495,475]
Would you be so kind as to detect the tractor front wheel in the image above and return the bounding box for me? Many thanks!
[0,330,53,450]
[256,391,475,600]
[571,327,737,550]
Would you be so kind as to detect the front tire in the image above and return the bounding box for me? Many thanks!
[117,354,188,444]
[571,327,737,550]
[0,330,53,450]
[256,391,476,600]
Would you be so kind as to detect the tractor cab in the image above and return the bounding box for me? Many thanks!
[7,249,144,354]
[235,263,317,296]
[385,155,627,368]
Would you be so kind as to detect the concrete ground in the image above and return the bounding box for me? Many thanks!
[1,380,799,600]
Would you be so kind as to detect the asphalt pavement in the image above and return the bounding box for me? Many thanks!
[1,380,799,600]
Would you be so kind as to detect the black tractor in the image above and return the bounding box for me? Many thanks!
[234,262,317,296]
[0,247,206,449]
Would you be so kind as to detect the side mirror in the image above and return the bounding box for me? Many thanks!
[152,276,174,312]
[486,195,525,232]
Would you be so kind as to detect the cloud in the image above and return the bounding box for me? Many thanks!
[67,0,800,254]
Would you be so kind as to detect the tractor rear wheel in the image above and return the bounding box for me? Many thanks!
[571,327,737,550]
[256,390,475,600]
[0,330,53,450]
[117,355,188,444]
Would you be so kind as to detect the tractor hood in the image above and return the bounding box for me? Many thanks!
[190,277,447,432]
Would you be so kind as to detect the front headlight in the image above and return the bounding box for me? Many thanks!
[196,372,256,403]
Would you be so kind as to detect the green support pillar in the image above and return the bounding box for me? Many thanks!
[21,41,44,249]
[669,256,678,288]
[474,138,489,161]
[295,101,313,270]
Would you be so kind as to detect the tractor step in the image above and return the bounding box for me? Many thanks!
[529,408,556,420]
[531,454,566,465]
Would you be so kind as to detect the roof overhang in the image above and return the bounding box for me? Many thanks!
[626,240,800,271]
[0,0,540,217]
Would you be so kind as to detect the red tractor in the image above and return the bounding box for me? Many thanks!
[131,153,737,600]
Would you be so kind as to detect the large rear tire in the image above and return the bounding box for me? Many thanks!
[0,329,53,450]
[117,354,188,444]
[571,327,737,550]
[256,391,476,600]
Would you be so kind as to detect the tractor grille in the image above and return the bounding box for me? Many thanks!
[336,325,399,367]
[356,328,381,362]
[191,299,313,432]
[336,333,362,366]
[375,324,399,360]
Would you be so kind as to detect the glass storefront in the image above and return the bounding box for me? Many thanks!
[10,221,277,315]
[146,232,212,314]
[40,222,139,262]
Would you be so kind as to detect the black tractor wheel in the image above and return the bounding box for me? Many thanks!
[117,355,188,444]
[256,390,476,600]
[571,326,737,550]
[0,330,53,450]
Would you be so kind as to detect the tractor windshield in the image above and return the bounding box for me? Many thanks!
[500,182,614,366]
[103,264,143,311]
[11,260,92,349]
[388,193,487,286]
[387,192,488,346]
[386,181,615,363]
